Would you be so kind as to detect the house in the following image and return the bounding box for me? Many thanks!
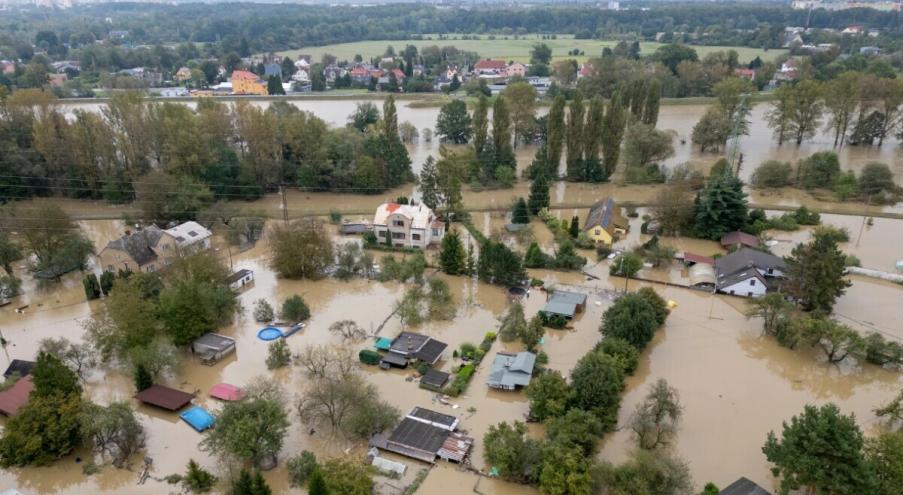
[291,69,310,83]
[174,66,192,82]
[681,252,715,266]
[134,384,194,411]
[371,408,473,464]
[373,202,445,249]
[0,60,15,74]
[387,331,448,365]
[227,269,254,290]
[505,62,527,78]
[97,225,179,273]
[473,59,507,75]
[48,73,67,87]
[715,248,786,297]
[420,369,450,389]
[323,64,344,83]
[118,67,163,87]
[859,46,881,56]
[734,68,756,81]
[540,290,587,320]
[487,351,536,390]
[349,65,373,84]
[721,231,760,250]
[719,477,772,495]
[209,383,245,401]
[231,70,267,95]
[263,63,282,78]
[583,198,629,246]
[0,376,33,416]
[158,87,189,97]
[191,333,236,365]
[3,359,35,379]
[842,25,865,35]
[165,221,212,250]
[294,58,310,69]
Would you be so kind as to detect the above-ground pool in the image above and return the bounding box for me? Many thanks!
[257,327,283,341]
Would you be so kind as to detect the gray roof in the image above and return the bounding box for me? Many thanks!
[584,197,625,232]
[416,339,448,365]
[192,333,236,351]
[549,290,587,306]
[389,332,447,364]
[409,407,457,428]
[716,268,769,290]
[388,417,449,455]
[487,351,535,389]
[104,226,164,266]
[421,369,449,388]
[715,248,785,279]
[541,300,577,318]
[719,477,772,495]
[226,269,253,284]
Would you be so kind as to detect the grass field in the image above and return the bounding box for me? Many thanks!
[276,34,785,65]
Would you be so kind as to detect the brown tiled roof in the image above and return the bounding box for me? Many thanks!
[134,384,194,411]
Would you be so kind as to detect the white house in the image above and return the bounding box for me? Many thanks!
[165,221,212,251]
[373,202,444,249]
[714,248,786,298]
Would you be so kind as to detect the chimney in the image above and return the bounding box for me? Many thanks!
[124,230,131,236]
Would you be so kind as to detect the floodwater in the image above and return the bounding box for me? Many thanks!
[0,218,900,494]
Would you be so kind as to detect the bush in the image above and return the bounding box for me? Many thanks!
[596,337,640,375]
[183,459,217,493]
[858,162,895,196]
[792,206,820,225]
[287,451,318,487]
[844,255,861,267]
[253,299,275,322]
[539,312,567,329]
[363,231,377,247]
[751,160,793,188]
[266,339,291,370]
[83,274,101,300]
[281,295,310,322]
[813,225,850,243]
[445,364,476,397]
[359,349,381,366]
[798,151,841,189]
[329,210,343,224]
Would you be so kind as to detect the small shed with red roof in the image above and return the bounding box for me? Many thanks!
[135,384,194,411]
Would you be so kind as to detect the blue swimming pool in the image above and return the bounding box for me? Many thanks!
[257,327,283,341]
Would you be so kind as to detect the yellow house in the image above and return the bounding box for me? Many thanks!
[231,70,268,95]
[583,198,629,246]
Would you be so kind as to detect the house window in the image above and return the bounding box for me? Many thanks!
[749,279,756,286]
[392,232,405,240]
[379,230,388,238]
[147,265,156,272]
[107,265,113,272]
[767,268,774,274]
[432,228,439,236]
[412,233,421,241]
[594,229,601,235]
[393,220,404,227]
[748,292,753,297]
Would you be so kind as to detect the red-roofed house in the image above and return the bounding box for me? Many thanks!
[350,65,372,83]
[734,68,756,81]
[392,68,406,81]
[373,202,445,249]
[231,70,267,95]
[505,63,527,78]
[474,59,507,75]
[0,376,34,417]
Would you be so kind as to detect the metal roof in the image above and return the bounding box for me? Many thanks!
[549,290,587,306]
[721,231,760,248]
[487,352,535,389]
[715,248,785,279]
[226,269,254,284]
[541,300,577,318]
[134,384,194,411]
[387,418,449,456]
[719,477,772,495]
[192,333,236,352]
[408,407,458,429]
[689,263,716,286]
[421,369,450,388]
[3,359,35,378]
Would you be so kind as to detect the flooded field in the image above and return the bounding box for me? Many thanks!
[0,214,899,494]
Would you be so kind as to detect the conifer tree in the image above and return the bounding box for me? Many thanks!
[492,96,516,173]
[472,94,489,157]
[439,229,466,275]
[566,91,585,181]
[783,235,851,313]
[512,198,530,224]
[527,173,550,215]
[693,170,748,240]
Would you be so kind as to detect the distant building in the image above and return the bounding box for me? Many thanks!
[227,269,254,291]
[583,198,629,246]
[860,46,881,56]
[473,59,507,75]
[48,73,67,87]
[263,63,282,78]
[231,70,267,95]
[0,60,15,74]
[118,67,163,87]
[97,226,179,273]
[487,351,536,390]
[734,68,756,81]
[540,290,588,320]
[157,87,189,97]
[714,248,786,297]
[373,202,445,249]
[505,62,527,78]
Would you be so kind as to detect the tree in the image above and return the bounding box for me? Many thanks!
[593,449,693,495]
[641,80,662,126]
[499,302,528,343]
[476,240,525,286]
[654,44,698,74]
[650,185,695,236]
[713,77,754,122]
[308,470,328,495]
[201,382,289,467]
[318,458,375,495]
[775,80,824,145]
[783,235,851,313]
[693,171,748,240]
[267,75,285,95]
[601,95,627,177]
[858,162,895,196]
[32,351,81,398]
[538,441,593,495]
[134,170,213,224]
[568,216,579,238]
[297,372,398,440]
[182,459,217,493]
[547,95,566,177]
[0,393,83,467]
[565,91,585,180]
[569,351,626,429]
[253,299,275,322]
[528,173,551,215]
[512,198,530,224]
[269,219,334,279]
[472,94,489,157]
[419,155,441,211]
[691,107,733,152]
[281,294,310,322]
[867,431,903,495]
[763,404,875,495]
[801,317,865,364]
[436,100,472,144]
[80,401,144,468]
[546,408,605,456]
[530,43,552,65]
[630,379,682,450]
[439,229,466,275]
[525,371,572,421]
[38,337,96,383]
[823,72,860,147]
[2,204,93,279]
[266,339,292,369]
[233,470,272,495]
[491,95,516,179]
[745,292,793,336]
[798,151,840,189]
[502,82,537,146]
[623,123,674,168]
[483,421,542,483]
[609,252,643,278]
[349,102,379,132]
[287,451,318,487]
[0,232,22,276]
[750,160,793,188]
[600,294,660,350]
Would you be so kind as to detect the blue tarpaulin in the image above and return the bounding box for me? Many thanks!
[180,406,215,432]
[375,337,392,350]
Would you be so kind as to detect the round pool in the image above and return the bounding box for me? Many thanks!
[257,327,283,341]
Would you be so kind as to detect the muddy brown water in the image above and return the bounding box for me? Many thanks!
[0,217,899,494]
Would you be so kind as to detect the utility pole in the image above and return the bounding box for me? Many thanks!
[856,195,871,247]
[280,184,289,225]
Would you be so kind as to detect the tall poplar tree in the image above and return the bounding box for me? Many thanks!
[565,91,585,181]
[546,95,566,178]
[601,94,627,178]
[492,96,516,173]
[641,79,662,126]
[583,97,605,181]
[377,95,412,186]
[472,94,489,157]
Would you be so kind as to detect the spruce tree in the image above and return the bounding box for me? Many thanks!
[419,156,440,210]
[565,91,585,181]
[512,198,530,224]
[693,171,748,240]
[472,94,489,157]
[601,94,626,178]
[528,173,550,215]
[547,95,566,178]
[439,229,466,275]
[308,470,329,495]
[569,216,580,238]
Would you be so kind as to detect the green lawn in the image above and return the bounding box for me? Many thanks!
[276,34,785,65]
